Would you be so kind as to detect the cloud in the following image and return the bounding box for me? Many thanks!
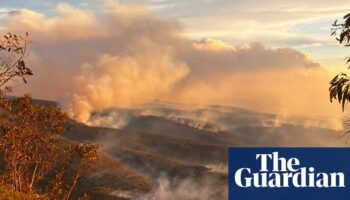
[0,3,343,127]
[148,0,349,57]
[184,41,320,75]
[3,5,103,41]
[1,0,348,49]
[193,37,236,51]
[150,0,349,26]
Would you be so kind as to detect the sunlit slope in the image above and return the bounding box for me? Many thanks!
[58,102,345,199]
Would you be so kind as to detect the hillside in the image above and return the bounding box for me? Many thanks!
[57,102,345,199]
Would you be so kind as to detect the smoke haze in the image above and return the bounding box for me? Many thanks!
[0,2,343,128]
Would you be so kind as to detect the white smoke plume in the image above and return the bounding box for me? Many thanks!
[0,2,343,129]
[136,176,227,200]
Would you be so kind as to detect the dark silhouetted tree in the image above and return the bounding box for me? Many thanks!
[330,13,350,110]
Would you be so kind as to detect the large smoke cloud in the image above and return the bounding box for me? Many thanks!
[0,2,342,127]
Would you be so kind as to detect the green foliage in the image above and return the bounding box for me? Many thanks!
[330,13,350,111]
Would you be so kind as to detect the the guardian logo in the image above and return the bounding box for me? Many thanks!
[234,152,345,188]
[229,148,350,200]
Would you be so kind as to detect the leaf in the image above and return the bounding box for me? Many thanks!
[333,20,338,26]
[18,60,25,69]
[344,13,350,19]
[340,31,347,44]
[338,85,343,103]
[330,87,336,102]
[25,69,33,76]
[330,75,339,84]
[342,85,349,110]
[14,47,23,53]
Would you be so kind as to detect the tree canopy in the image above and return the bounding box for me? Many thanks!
[329,13,350,111]
[0,32,98,199]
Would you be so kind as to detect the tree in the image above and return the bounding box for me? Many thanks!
[0,32,98,199]
[329,13,350,110]
[329,13,350,142]
[0,32,32,90]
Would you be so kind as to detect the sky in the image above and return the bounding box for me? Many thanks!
[0,0,349,66]
[0,0,348,128]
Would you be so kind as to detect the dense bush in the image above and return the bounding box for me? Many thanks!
[0,33,99,199]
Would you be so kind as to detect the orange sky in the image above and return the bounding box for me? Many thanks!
[0,2,347,129]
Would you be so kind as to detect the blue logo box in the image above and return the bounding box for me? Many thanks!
[228,148,350,200]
